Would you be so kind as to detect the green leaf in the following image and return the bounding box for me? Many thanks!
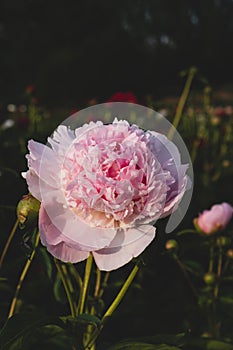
[60,314,101,348]
[62,314,101,329]
[0,312,63,350]
[108,342,181,350]
[182,260,204,276]
[220,297,233,307]
[21,324,74,350]
[204,340,233,350]
[186,337,233,350]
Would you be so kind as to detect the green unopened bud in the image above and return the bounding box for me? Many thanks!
[216,236,230,248]
[165,239,178,252]
[17,194,40,227]
[227,249,233,259]
[203,272,216,285]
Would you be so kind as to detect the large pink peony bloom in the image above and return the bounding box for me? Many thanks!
[194,202,233,235]
[22,119,189,271]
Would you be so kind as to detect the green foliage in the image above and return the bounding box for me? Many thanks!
[0,70,233,349]
[0,312,63,350]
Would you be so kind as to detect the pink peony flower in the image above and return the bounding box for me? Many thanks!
[22,118,189,271]
[194,202,233,235]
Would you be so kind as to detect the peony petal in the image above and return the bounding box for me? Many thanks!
[93,225,156,271]
[41,187,117,250]
[26,140,60,187]
[46,242,89,263]
[47,125,76,154]
[39,204,105,251]
[221,203,233,225]
[24,169,41,201]
[161,175,188,217]
[150,131,181,166]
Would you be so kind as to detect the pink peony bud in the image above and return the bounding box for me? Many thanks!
[194,202,233,235]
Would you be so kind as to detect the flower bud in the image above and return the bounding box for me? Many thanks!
[203,272,216,285]
[17,194,40,227]
[227,249,233,259]
[216,236,230,247]
[165,239,178,252]
[194,203,233,235]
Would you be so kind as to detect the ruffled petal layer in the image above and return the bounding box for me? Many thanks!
[93,225,156,271]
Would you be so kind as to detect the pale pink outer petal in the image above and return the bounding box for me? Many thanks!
[26,140,59,185]
[150,131,189,217]
[22,139,61,202]
[47,125,76,154]
[93,225,156,271]
[46,242,89,263]
[41,188,117,250]
[22,169,42,201]
[39,205,89,263]
[161,175,189,218]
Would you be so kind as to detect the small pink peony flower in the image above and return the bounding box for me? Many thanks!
[194,202,233,235]
[22,118,189,271]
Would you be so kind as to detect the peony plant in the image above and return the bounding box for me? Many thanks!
[0,103,193,350]
[22,118,189,271]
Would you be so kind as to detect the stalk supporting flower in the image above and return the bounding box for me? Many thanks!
[85,262,139,350]
[0,219,19,268]
[214,245,223,299]
[69,264,83,290]
[77,254,93,315]
[8,231,40,318]
[173,254,199,298]
[54,258,76,317]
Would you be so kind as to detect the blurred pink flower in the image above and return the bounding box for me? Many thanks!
[194,202,233,235]
[22,119,189,271]
[107,92,138,103]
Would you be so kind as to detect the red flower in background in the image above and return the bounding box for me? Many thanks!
[107,92,138,103]
[25,85,35,94]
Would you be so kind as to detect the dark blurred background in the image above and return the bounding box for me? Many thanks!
[1,2,233,348]
[1,0,233,106]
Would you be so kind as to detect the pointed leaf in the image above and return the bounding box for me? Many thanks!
[0,312,63,350]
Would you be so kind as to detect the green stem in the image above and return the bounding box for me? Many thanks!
[85,264,139,350]
[103,264,139,320]
[98,272,110,299]
[168,66,197,140]
[69,264,83,290]
[214,246,223,299]
[208,240,215,273]
[94,269,101,298]
[62,264,74,293]
[54,258,76,317]
[177,229,198,236]
[8,231,40,318]
[77,254,93,315]
[85,269,102,350]
[0,219,19,268]
[174,254,199,298]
